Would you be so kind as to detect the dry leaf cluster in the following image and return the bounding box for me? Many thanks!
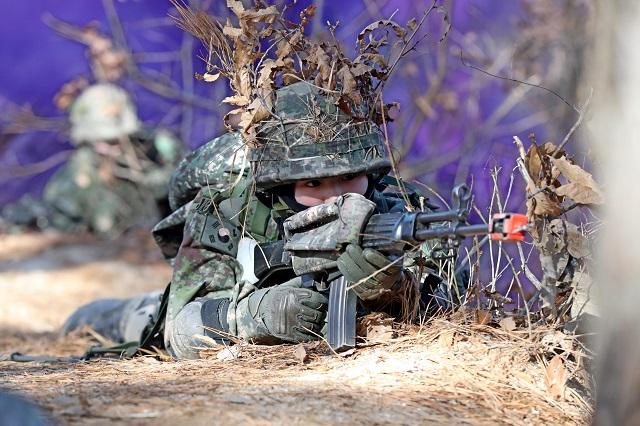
[172,0,443,144]
[523,140,603,220]
[515,136,598,320]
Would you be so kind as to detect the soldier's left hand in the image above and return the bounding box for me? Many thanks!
[337,244,403,301]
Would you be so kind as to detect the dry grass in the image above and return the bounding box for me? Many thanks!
[0,233,593,425]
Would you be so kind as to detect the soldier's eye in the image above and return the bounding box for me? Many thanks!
[342,174,357,181]
[305,180,321,188]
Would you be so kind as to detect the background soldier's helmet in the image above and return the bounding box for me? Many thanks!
[248,81,392,190]
[69,83,141,144]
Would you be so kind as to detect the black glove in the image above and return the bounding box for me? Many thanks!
[337,244,403,301]
[247,279,328,343]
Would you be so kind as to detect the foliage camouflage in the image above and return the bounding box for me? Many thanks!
[250,82,391,189]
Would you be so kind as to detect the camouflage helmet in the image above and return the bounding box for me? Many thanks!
[69,83,141,144]
[248,81,391,189]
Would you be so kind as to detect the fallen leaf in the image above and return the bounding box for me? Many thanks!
[294,345,308,363]
[367,324,394,342]
[223,107,243,129]
[338,348,356,357]
[357,312,395,342]
[246,97,272,124]
[526,184,563,217]
[216,346,241,361]
[257,59,285,88]
[555,182,604,205]
[437,329,455,348]
[277,31,302,59]
[540,141,564,157]
[544,355,568,399]
[475,309,492,325]
[310,45,332,81]
[226,0,245,16]
[499,317,516,331]
[541,331,575,354]
[355,53,387,68]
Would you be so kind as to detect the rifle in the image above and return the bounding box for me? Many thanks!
[239,184,527,351]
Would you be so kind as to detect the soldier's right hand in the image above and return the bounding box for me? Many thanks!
[247,278,328,343]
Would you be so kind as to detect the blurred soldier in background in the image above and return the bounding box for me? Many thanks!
[1,83,182,237]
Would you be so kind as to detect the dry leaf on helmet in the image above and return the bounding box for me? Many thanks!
[222,95,251,107]
[246,97,272,125]
[226,0,245,16]
[223,24,243,38]
[350,62,374,77]
[357,19,407,47]
[308,44,333,81]
[172,0,439,138]
[257,59,285,89]
[337,65,361,103]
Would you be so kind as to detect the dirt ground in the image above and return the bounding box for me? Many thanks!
[0,232,593,425]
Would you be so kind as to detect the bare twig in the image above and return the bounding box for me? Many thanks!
[460,50,579,114]
[553,87,594,156]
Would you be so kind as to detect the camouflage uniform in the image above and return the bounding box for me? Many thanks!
[2,84,181,237]
[152,82,459,359]
[63,82,463,358]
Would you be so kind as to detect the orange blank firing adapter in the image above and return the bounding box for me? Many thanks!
[489,213,528,241]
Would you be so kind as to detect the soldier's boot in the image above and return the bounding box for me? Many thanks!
[62,291,162,343]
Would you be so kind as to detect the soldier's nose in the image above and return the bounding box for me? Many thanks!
[324,195,338,204]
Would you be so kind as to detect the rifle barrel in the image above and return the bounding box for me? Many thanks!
[414,223,489,240]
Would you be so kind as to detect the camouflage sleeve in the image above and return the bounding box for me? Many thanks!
[163,186,258,357]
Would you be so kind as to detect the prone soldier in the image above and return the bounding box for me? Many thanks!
[2,83,182,237]
[63,81,471,358]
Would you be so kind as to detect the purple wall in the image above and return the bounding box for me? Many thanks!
[1,0,571,218]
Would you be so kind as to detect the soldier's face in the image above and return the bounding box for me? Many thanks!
[294,173,369,207]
